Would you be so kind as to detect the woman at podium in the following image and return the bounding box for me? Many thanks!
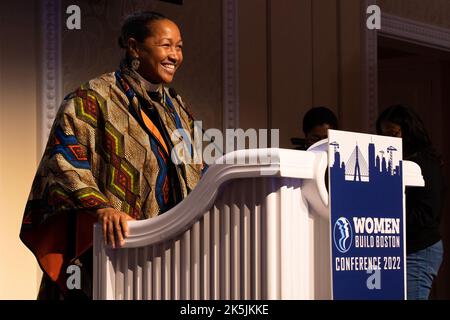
[19,11,203,299]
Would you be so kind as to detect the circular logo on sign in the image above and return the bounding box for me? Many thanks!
[333,217,353,253]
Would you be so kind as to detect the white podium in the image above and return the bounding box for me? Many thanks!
[93,144,424,300]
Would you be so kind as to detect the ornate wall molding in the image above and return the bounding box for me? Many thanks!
[222,0,239,129]
[361,0,379,133]
[41,0,62,152]
[363,7,450,133]
[380,12,450,52]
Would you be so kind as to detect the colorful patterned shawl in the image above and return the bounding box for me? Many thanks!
[20,63,203,298]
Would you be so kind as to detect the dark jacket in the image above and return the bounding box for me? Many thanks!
[405,150,444,254]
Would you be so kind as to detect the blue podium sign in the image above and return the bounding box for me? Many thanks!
[328,130,406,300]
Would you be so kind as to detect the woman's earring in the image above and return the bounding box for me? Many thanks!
[131,58,140,71]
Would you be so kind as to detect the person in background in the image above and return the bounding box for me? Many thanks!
[20,11,203,299]
[302,106,339,149]
[377,104,444,300]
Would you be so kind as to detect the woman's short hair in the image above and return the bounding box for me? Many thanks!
[118,11,168,49]
[302,106,338,135]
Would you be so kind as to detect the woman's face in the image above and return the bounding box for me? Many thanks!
[305,123,332,148]
[380,121,402,138]
[134,19,183,84]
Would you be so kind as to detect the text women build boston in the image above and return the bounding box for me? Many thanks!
[353,217,401,249]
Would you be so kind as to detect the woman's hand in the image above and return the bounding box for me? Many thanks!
[96,208,135,248]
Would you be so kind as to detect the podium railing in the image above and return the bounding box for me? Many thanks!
[93,146,424,300]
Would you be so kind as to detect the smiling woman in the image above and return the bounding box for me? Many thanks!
[19,11,204,299]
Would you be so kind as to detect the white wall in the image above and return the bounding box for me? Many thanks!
[0,0,41,299]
